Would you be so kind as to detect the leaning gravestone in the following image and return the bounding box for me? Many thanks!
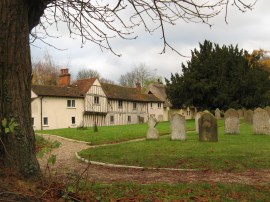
[224,108,239,134]
[195,112,204,133]
[253,108,270,135]
[170,114,186,140]
[244,109,254,124]
[199,112,218,142]
[215,108,221,120]
[264,106,270,117]
[146,116,159,139]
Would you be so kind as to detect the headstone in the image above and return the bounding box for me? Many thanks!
[244,109,253,124]
[224,108,239,134]
[253,108,270,135]
[146,116,159,139]
[198,112,218,142]
[195,112,203,133]
[237,109,243,118]
[215,108,221,120]
[170,114,186,140]
[264,106,270,117]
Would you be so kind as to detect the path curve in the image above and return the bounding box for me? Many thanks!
[38,134,270,185]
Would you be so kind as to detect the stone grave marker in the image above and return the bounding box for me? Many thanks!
[170,113,186,140]
[237,109,243,118]
[253,108,270,135]
[244,109,253,124]
[224,108,239,134]
[146,116,159,139]
[264,106,270,116]
[195,112,203,133]
[199,112,218,142]
[215,108,221,119]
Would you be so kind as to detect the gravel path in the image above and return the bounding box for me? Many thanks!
[38,134,270,185]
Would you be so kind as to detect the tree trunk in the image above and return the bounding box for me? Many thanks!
[0,0,41,179]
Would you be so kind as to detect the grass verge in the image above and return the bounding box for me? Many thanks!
[70,182,270,201]
[79,123,270,171]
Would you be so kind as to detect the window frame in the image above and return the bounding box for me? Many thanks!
[43,117,48,126]
[110,115,114,124]
[133,102,137,110]
[67,99,76,108]
[118,100,123,109]
[94,96,100,104]
[128,115,131,123]
[71,117,76,125]
[158,103,161,109]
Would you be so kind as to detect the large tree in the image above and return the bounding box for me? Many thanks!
[166,40,270,110]
[0,0,255,178]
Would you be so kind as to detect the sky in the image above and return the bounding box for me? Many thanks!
[30,0,270,83]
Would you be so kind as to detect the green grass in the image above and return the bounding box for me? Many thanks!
[79,122,270,171]
[72,182,270,201]
[35,119,223,145]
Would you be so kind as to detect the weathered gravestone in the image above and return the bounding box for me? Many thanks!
[264,106,270,117]
[253,108,270,135]
[195,112,204,133]
[224,108,239,134]
[215,108,221,120]
[237,109,244,118]
[146,116,159,139]
[199,112,218,142]
[170,114,186,140]
[244,109,253,124]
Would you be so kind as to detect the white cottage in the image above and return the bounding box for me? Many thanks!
[31,69,164,130]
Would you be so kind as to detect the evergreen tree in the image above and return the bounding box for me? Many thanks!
[166,40,270,110]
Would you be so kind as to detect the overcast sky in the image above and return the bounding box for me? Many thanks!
[31,0,270,83]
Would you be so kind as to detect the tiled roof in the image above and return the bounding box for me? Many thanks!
[72,78,97,95]
[32,85,84,98]
[146,83,172,107]
[32,78,163,103]
[101,83,162,102]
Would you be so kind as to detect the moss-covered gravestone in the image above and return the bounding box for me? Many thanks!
[224,108,239,134]
[198,112,218,142]
[170,113,186,140]
[146,116,159,139]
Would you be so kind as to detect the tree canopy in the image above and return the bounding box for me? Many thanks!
[165,40,270,110]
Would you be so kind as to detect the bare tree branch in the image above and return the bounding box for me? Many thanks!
[31,0,256,56]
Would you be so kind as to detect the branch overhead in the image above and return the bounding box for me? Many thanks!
[30,0,256,56]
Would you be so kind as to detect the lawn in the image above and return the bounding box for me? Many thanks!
[72,182,270,202]
[36,119,201,145]
[78,122,270,171]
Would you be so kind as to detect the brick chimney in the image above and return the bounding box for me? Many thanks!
[136,81,141,94]
[58,68,70,86]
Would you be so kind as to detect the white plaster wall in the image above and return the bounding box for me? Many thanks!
[148,102,164,121]
[31,97,84,130]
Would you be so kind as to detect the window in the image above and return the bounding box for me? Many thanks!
[150,103,153,108]
[128,116,131,123]
[43,117,48,125]
[67,99,75,108]
[118,100,123,108]
[133,102,137,110]
[32,117,34,126]
[71,117,76,124]
[158,103,161,109]
[186,111,190,116]
[94,96,99,104]
[110,116,114,124]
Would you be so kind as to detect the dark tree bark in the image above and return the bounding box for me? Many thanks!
[0,0,42,178]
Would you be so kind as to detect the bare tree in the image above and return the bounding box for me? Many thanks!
[119,63,161,88]
[32,52,60,85]
[76,69,101,80]
[0,0,255,178]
